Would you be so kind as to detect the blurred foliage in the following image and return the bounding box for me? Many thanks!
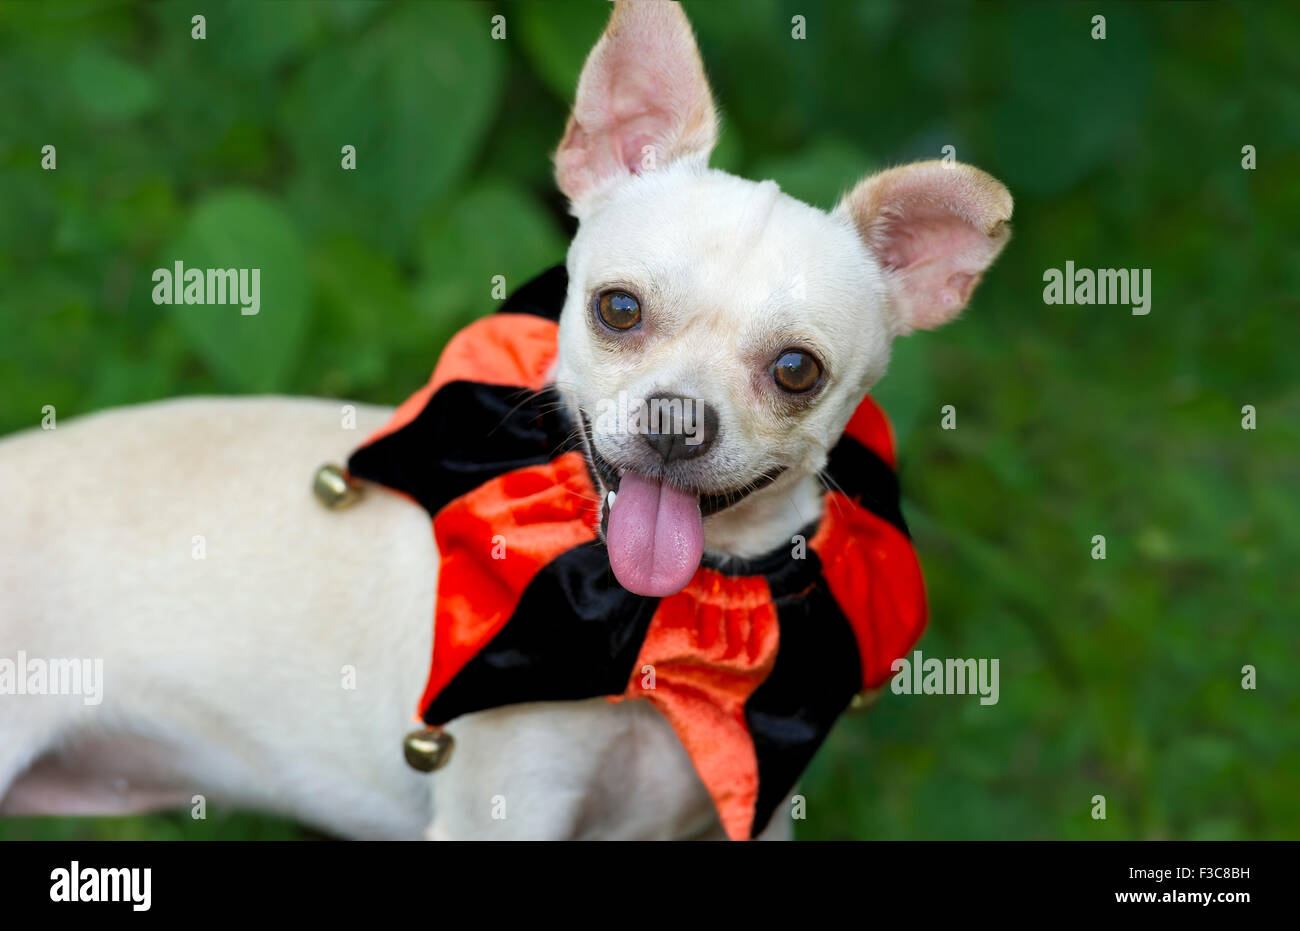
[0,0,1297,841]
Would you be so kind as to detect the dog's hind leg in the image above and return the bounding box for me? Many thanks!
[0,711,62,813]
[0,743,41,807]
[0,728,192,817]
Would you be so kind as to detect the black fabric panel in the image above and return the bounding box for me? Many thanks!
[497,264,568,321]
[347,383,578,518]
[346,263,570,513]
[744,563,864,838]
[701,520,821,595]
[823,441,910,538]
[422,541,660,724]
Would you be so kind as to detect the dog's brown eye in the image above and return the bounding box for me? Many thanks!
[596,290,641,330]
[772,350,821,393]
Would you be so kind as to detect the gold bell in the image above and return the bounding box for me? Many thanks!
[403,727,455,773]
[848,687,883,713]
[312,463,362,510]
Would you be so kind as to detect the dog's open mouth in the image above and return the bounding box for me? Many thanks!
[580,414,785,597]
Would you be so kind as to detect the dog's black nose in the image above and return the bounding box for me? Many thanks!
[642,395,717,463]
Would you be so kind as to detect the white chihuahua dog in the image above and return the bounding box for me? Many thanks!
[0,0,1010,840]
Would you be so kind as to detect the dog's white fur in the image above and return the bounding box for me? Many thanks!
[0,398,725,839]
[0,0,1010,840]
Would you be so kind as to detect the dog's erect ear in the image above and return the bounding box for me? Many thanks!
[554,0,718,214]
[838,161,1013,332]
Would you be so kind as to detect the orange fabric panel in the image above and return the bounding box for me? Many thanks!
[843,395,898,469]
[418,451,600,713]
[361,313,561,450]
[620,569,781,841]
[810,492,927,689]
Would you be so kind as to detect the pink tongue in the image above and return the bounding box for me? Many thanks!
[606,471,703,597]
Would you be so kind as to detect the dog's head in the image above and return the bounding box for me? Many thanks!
[550,0,1012,597]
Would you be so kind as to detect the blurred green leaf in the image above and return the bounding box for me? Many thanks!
[209,0,325,73]
[165,190,309,391]
[976,6,1152,194]
[66,47,158,122]
[512,0,609,102]
[414,181,566,331]
[750,137,872,208]
[283,1,504,254]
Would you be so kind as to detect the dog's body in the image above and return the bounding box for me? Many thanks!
[0,1,1010,840]
[0,396,737,839]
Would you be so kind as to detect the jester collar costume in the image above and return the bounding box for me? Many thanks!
[345,266,927,840]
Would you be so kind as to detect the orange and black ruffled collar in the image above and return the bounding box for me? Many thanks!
[347,266,927,840]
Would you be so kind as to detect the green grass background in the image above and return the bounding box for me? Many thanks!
[1,0,1296,840]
